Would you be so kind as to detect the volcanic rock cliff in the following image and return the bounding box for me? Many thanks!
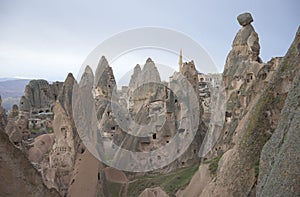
[178,13,300,197]
[0,101,59,197]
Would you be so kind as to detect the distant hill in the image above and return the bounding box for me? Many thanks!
[0,78,31,110]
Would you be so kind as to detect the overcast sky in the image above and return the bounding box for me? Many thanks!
[0,0,299,82]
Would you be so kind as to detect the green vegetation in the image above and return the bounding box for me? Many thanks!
[127,165,198,197]
[31,129,41,134]
[224,119,238,145]
[106,181,122,197]
[204,154,223,177]
[254,159,260,177]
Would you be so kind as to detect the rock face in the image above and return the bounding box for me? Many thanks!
[45,101,75,195]
[128,64,142,92]
[180,14,300,197]
[0,96,7,129]
[0,128,59,197]
[139,187,169,197]
[257,27,300,197]
[237,12,253,26]
[28,134,55,163]
[21,79,62,111]
[226,12,261,65]
[58,73,75,117]
[5,104,31,146]
[128,58,161,95]
[41,73,80,196]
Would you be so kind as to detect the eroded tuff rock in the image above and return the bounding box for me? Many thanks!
[45,102,75,195]
[40,73,80,196]
[128,58,161,95]
[71,55,205,197]
[69,62,110,197]
[0,96,7,129]
[94,56,116,98]
[58,73,75,117]
[237,12,253,26]
[110,58,204,173]
[128,64,141,91]
[139,187,169,197]
[257,27,300,197]
[225,12,261,65]
[180,14,299,197]
[24,79,62,110]
[28,134,55,163]
[5,104,31,146]
[0,127,59,197]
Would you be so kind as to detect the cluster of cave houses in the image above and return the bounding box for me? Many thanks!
[100,68,222,155]
[16,99,54,145]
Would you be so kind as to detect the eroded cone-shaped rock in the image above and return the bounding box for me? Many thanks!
[0,96,7,129]
[46,102,76,196]
[128,58,161,98]
[80,65,94,89]
[68,65,106,196]
[5,105,19,137]
[94,56,117,121]
[140,58,161,84]
[128,64,142,92]
[94,56,116,98]
[58,73,75,117]
[225,13,261,68]
[237,12,253,26]
[75,65,96,139]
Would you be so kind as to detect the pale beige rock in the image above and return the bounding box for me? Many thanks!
[67,150,103,197]
[139,187,169,197]
[28,134,55,163]
[176,164,211,197]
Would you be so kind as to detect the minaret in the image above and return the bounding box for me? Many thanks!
[178,49,183,72]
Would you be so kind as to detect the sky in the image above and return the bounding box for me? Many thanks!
[0,0,299,83]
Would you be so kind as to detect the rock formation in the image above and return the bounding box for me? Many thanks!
[128,64,142,93]
[5,104,31,146]
[24,79,62,111]
[3,79,63,149]
[178,13,300,197]
[58,73,75,118]
[68,61,109,197]
[28,134,55,163]
[0,127,59,197]
[225,12,261,67]
[107,57,205,173]
[256,27,300,197]
[0,96,7,130]
[41,73,80,196]
[139,187,169,197]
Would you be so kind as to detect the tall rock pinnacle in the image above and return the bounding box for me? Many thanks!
[225,12,261,70]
